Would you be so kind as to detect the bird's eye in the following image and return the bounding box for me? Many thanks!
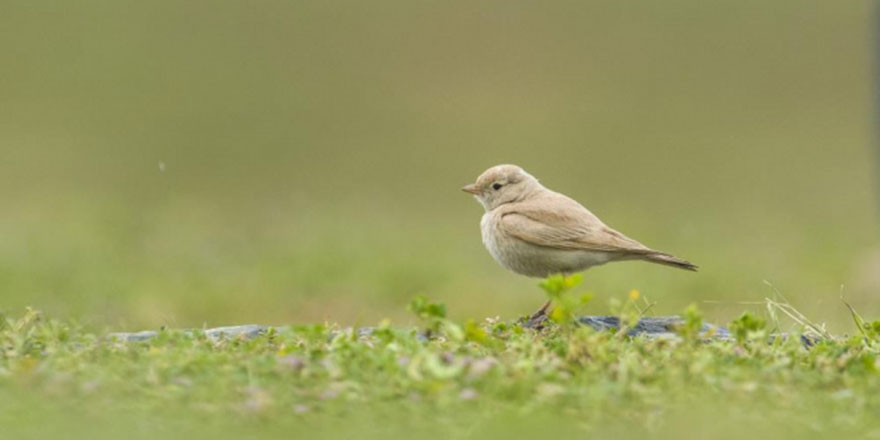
[492,183,503,190]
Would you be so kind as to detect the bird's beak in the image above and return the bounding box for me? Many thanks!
[461,184,480,195]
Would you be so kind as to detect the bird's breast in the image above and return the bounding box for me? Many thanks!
[479,211,613,277]
[480,213,503,261]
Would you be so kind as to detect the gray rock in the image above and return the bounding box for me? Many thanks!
[108,330,159,342]
[577,315,732,339]
[108,324,270,343]
[106,316,733,343]
[204,324,268,340]
[106,317,826,348]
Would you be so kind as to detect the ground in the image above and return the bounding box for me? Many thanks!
[4,281,880,439]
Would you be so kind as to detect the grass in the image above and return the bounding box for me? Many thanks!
[4,278,880,439]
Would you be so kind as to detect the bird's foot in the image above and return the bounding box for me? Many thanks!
[523,312,549,330]
[521,301,552,330]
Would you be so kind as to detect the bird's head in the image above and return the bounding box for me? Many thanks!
[462,164,541,211]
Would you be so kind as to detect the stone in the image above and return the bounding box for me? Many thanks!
[106,316,733,343]
[577,316,732,339]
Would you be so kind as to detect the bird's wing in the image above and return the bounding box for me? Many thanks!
[499,199,652,254]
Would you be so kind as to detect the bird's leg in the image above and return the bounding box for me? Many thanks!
[524,272,579,329]
[532,300,551,318]
[524,300,552,329]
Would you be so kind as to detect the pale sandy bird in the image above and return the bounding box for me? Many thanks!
[462,164,696,323]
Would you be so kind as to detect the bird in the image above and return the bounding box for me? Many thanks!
[462,164,696,325]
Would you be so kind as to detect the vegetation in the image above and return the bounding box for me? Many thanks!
[3,277,880,439]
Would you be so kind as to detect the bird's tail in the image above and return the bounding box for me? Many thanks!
[643,252,698,272]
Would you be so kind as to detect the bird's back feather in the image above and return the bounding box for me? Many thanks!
[496,188,697,272]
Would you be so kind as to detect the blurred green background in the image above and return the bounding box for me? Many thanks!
[0,0,875,331]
